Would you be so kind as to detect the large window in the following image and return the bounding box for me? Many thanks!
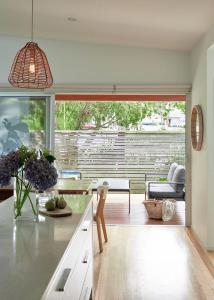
[54,100,185,193]
[0,96,48,154]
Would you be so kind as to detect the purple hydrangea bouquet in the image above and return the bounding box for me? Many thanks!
[0,145,58,220]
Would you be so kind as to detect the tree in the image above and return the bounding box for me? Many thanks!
[174,101,185,113]
[55,101,152,130]
[55,101,186,130]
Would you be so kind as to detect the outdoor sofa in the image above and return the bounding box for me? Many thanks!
[145,163,185,201]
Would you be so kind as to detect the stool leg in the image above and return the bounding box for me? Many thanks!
[96,217,103,252]
[100,213,108,243]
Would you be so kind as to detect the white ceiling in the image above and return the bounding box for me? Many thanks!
[1,0,214,51]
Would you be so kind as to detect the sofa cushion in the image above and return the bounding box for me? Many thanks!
[171,165,185,192]
[167,163,178,182]
[148,183,184,199]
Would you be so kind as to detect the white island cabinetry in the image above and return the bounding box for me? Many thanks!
[0,195,93,300]
[42,204,93,300]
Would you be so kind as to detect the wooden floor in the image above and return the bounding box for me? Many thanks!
[93,226,214,300]
[96,194,185,225]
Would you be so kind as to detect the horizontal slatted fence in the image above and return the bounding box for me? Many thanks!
[55,131,185,193]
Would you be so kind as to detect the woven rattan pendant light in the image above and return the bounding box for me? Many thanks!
[8,0,53,89]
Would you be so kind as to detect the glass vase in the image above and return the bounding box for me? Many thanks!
[13,176,39,222]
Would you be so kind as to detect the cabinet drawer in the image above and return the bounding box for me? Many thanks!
[79,262,93,300]
[62,227,93,300]
[42,204,92,300]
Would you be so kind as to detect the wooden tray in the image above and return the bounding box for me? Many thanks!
[39,206,72,218]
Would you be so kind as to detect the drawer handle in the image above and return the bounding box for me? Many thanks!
[82,250,89,264]
[57,268,71,292]
[82,220,91,231]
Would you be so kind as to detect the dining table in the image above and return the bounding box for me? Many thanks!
[0,179,93,201]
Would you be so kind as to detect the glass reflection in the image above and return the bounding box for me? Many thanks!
[0,97,46,154]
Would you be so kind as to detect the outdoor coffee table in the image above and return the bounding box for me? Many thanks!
[53,178,92,195]
[92,178,131,213]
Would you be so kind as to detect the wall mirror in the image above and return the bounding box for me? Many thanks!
[191,105,203,151]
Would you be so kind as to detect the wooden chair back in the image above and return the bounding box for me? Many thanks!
[96,185,108,217]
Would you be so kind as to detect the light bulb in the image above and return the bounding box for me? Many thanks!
[29,63,35,74]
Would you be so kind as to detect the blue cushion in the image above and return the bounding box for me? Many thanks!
[61,170,81,175]
[60,170,81,179]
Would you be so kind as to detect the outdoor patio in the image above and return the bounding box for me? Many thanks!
[94,193,185,226]
[55,130,185,194]
[53,101,186,225]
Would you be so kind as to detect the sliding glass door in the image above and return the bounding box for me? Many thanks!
[0,96,51,154]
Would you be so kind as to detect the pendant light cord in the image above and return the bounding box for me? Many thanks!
[31,0,34,42]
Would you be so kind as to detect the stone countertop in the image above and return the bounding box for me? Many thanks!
[0,194,92,300]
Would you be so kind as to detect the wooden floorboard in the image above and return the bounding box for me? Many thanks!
[93,226,214,300]
[186,228,214,279]
[97,194,185,225]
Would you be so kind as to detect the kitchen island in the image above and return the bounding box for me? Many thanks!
[0,194,93,300]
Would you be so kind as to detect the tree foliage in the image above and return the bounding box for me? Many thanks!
[22,99,45,130]
[55,101,185,130]
[19,100,185,131]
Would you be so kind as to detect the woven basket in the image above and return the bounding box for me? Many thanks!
[143,199,176,220]
[143,200,163,219]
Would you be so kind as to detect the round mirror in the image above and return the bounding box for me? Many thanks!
[191,105,203,151]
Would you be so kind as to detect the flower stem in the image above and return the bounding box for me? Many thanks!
[14,172,37,219]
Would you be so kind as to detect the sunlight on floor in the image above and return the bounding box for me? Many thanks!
[93,226,214,300]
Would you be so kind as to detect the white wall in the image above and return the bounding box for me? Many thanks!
[0,36,191,86]
[206,45,214,249]
[191,25,214,249]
